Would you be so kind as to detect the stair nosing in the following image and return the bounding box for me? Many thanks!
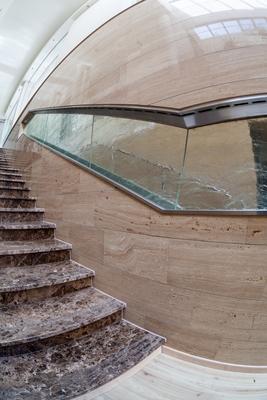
[0,186,30,191]
[0,208,44,212]
[0,239,72,256]
[0,196,36,200]
[0,179,25,183]
[0,221,56,229]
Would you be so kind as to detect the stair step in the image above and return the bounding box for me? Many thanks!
[0,178,25,188]
[0,172,23,179]
[0,167,20,173]
[0,187,30,198]
[0,239,72,267]
[0,260,95,304]
[0,320,164,399]
[0,221,55,240]
[0,196,36,208]
[0,287,125,355]
[0,163,24,168]
[0,156,16,158]
[0,208,44,223]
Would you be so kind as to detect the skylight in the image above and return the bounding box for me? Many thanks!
[194,18,267,39]
[170,0,267,16]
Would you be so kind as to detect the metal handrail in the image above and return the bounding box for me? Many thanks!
[22,94,267,129]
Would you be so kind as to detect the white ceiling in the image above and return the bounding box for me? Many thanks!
[0,0,88,116]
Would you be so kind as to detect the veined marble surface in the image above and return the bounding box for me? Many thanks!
[0,321,164,400]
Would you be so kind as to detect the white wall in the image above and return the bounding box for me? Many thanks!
[1,0,142,146]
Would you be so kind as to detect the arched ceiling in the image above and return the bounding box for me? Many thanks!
[0,0,88,116]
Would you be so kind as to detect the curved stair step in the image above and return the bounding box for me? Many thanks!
[0,320,164,400]
[0,171,22,177]
[0,167,20,173]
[0,187,30,198]
[0,179,25,188]
[0,208,44,223]
[0,239,72,267]
[0,197,36,208]
[0,260,94,304]
[0,221,55,240]
[0,287,126,355]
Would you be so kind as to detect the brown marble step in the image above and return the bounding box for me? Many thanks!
[0,239,72,267]
[0,155,19,159]
[0,221,55,241]
[0,172,23,180]
[0,196,36,208]
[0,167,20,173]
[0,187,30,198]
[0,320,164,400]
[0,287,125,356]
[0,162,23,167]
[0,260,95,304]
[0,164,27,169]
[0,208,44,223]
[0,178,25,187]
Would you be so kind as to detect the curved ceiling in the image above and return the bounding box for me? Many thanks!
[0,0,88,116]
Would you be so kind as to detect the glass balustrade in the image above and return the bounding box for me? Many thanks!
[24,111,267,213]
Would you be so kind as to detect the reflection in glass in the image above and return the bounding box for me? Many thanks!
[183,119,267,210]
[25,112,267,212]
[249,119,267,208]
[90,116,186,206]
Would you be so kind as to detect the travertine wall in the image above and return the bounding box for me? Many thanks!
[4,0,267,365]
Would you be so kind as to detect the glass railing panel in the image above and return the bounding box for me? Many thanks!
[182,118,267,210]
[24,108,267,213]
[27,113,94,166]
[45,113,94,159]
[26,113,48,141]
[90,115,187,208]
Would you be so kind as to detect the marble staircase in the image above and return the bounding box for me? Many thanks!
[0,149,164,400]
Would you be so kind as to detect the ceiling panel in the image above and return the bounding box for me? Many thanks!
[0,0,87,115]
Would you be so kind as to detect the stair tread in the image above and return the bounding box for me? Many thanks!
[0,167,19,170]
[0,173,22,177]
[0,239,72,255]
[0,186,30,190]
[0,221,55,229]
[0,320,163,399]
[0,260,94,293]
[0,178,25,183]
[0,287,125,347]
[0,196,36,200]
[0,208,44,212]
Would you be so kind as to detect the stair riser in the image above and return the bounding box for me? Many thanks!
[0,212,44,223]
[0,309,123,356]
[0,181,25,188]
[0,249,71,267]
[0,276,92,305]
[0,227,55,241]
[0,198,36,208]
[0,189,30,198]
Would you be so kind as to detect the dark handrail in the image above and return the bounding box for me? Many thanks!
[22,94,267,129]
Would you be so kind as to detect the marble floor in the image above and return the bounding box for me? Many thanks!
[80,349,267,400]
